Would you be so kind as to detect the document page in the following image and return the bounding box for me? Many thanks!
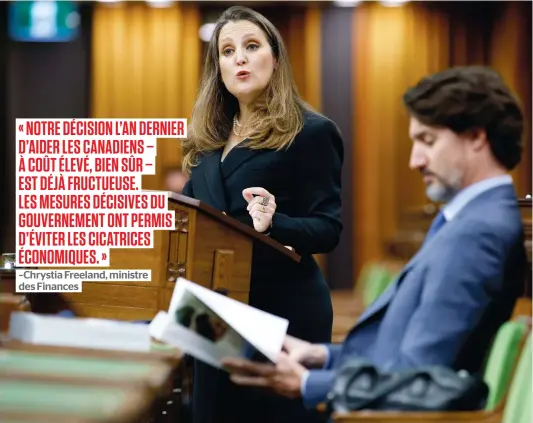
[149,278,288,369]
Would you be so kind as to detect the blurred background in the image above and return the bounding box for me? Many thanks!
[0,0,531,292]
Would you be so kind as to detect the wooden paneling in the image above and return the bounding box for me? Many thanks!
[91,2,201,190]
[351,2,532,279]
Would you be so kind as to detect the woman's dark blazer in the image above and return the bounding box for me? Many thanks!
[182,111,343,340]
[183,111,344,423]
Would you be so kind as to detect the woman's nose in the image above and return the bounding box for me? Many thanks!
[235,49,247,65]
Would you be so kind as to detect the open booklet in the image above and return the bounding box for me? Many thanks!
[149,278,289,370]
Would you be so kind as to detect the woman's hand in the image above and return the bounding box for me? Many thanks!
[242,187,276,233]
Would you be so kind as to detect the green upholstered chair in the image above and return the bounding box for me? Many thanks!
[482,319,529,410]
[501,333,531,423]
[361,263,396,307]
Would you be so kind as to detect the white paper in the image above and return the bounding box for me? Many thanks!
[150,278,289,369]
[8,312,152,352]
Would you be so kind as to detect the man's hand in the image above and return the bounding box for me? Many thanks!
[284,335,328,369]
[221,352,307,399]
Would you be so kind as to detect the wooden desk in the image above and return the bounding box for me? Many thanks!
[332,410,502,423]
[0,414,90,423]
[0,377,153,423]
[0,339,184,423]
[0,268,17,293]
[0,338,182,368]
[0,269,31,333]
[0,349,174,393]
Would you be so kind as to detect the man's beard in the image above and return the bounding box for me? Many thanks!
[426,182,456,203]
[423,169,462,203]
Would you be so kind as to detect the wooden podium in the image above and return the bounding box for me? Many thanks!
[29,193,300,321]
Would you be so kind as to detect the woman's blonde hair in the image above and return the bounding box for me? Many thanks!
[182,5,316,173]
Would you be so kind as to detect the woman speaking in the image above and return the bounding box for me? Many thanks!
[181,6,344,423]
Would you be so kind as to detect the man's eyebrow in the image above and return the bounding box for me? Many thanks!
[412,130,430,139]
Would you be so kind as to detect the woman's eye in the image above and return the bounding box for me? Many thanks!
[247,43,259,51]
[222,48,233,56]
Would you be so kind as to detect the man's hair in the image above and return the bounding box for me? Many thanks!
[403,66,524,170]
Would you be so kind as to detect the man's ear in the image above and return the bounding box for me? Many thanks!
[466,128,488,152]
